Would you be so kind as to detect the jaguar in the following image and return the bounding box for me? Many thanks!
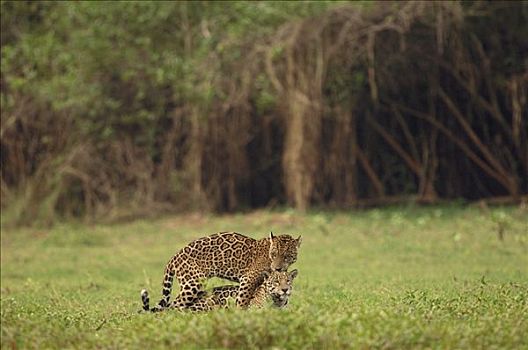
[141,269,298,312]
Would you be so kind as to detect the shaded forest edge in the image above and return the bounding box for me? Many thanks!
[1,1,527,226]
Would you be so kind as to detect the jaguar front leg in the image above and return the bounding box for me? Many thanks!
[235,272,267,308]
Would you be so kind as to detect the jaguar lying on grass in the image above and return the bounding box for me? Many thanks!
[142,269,298,312]
[143,231,301,311]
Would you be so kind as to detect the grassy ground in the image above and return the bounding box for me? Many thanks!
[1,205,527,349]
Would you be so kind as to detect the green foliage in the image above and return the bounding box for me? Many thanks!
[1,2,350,223]
[1,1,336,144]
[1,207,527,348]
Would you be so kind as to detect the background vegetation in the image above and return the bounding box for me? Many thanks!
[1,1,527,226]
[1,206,527,349]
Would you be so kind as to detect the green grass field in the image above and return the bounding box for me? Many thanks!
[1,205,527,349]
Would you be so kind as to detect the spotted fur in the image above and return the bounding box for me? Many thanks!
[142,269,298,312]
[191,269,298,311]
[144,231,301,311]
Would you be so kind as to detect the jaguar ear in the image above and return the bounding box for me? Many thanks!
[289,269,298,281]
[296,235,302,247]
[269,232,275,246]
[269,232,275,254]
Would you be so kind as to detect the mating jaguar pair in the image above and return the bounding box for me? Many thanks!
[141,231,301,312]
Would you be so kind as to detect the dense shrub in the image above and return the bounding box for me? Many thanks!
[1,1,526,224]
